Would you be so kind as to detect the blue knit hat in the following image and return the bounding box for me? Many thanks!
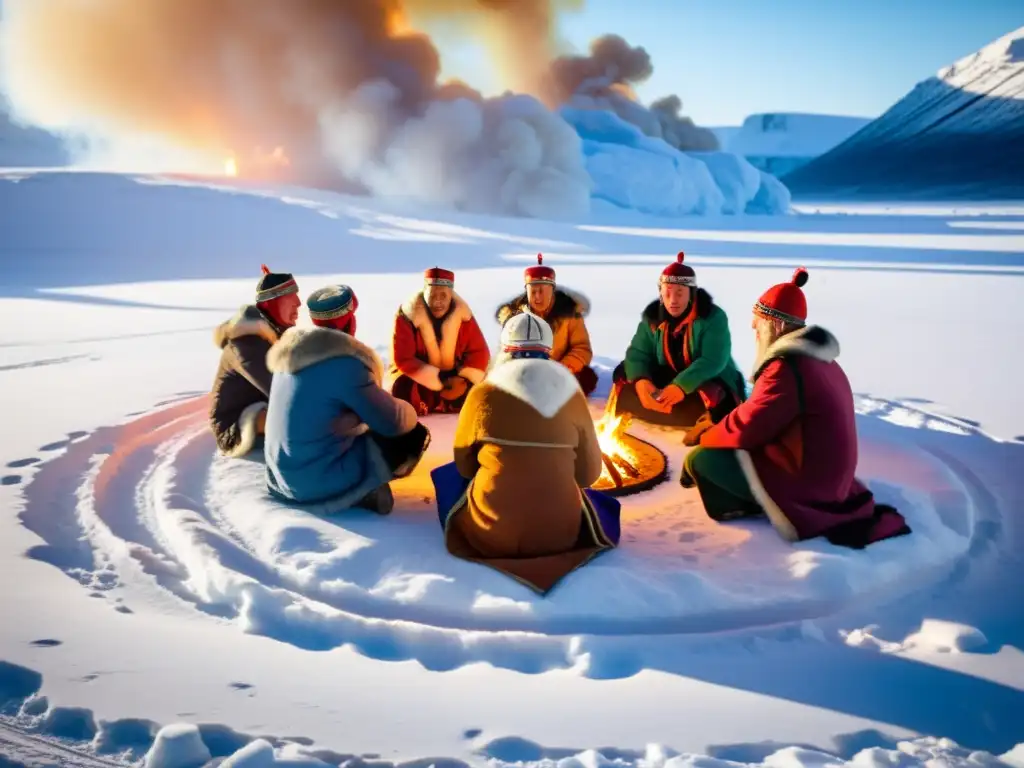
[307,284,358,321]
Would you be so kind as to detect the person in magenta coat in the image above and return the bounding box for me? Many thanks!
[680,268,911,549]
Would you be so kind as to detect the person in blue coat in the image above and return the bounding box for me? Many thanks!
[263,285,430,515]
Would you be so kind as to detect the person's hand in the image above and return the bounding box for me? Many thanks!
[682,413,712,446]
[654,384,685,409]
[634,379,659,411]
[440,374,468,401]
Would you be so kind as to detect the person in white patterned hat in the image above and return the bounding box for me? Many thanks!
[436,312,618,594]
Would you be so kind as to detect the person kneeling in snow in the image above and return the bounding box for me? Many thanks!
[612,253,746,432]
[263,285,430,515]
[430,313,621,595]
[388,267,491,415]
[209,265,301,458]
[495,255,598,396]
[680,268,911,548]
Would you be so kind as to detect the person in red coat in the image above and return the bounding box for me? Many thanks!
[388,267,491,415]
[680,268,911,549]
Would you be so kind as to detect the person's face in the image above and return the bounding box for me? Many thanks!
[752,312,782,348]
[424,285,453,318]
[265,292,301,327]
[659,283,691,318]
[526,283,554,315]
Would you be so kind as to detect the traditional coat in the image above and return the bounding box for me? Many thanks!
[209,305,282,457]
[623,289,745,400]
[389,292,490,391]
[700,325,911,546]
[495,288,593,374]
[263,326,418,506]
[441,357,618,593]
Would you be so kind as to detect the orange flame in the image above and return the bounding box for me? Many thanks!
[594,409,640,485]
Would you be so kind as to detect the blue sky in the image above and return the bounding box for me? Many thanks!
[438,0,1023,126]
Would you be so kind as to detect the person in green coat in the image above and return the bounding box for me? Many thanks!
[611,252,746,432]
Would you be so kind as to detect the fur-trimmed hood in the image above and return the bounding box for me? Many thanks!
[267,326,384,381]
[495,287,590,326]
[641,288,715,327]
[754,325,840,379]
[214,304,280,348]
[485,356,581,419]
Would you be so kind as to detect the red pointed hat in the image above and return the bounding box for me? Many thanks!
[423,266,455,287]
[754,267,809,326]
[660,252,696,287]
[524,254,555,285]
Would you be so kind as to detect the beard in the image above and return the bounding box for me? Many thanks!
[752,319,779,377]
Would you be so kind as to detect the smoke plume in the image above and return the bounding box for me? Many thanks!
[0,1,715,217]
[552,34,720,152]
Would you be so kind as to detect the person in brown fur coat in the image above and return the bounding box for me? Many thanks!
[433,313,621,595]
[209,265,301,457]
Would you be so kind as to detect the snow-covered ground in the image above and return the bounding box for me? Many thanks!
[1,171,1023,767]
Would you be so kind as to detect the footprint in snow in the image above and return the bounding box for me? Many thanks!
[39,432,88,452]
[30,639,62,648]
[229,682,253,690]
[6,457,39,468]
[677,531,702,543]
[1,475,21,486]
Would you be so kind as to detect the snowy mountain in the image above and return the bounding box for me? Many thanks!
[785,26,1024,199]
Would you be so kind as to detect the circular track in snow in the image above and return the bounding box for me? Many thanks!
[14,395,983,676]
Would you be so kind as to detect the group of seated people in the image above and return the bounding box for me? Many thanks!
[208,255,910,593]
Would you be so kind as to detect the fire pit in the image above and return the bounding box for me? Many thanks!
[592,388,669,497]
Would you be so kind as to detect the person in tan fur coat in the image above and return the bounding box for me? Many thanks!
[431,313,622,595]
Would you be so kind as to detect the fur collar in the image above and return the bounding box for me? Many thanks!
[495,287,590,326]
[642,288,714,326]
[267,326,384,381]
[485,357,581,419]
[754,325,840,379]
[214,304,280,348]
[399,291,473,371]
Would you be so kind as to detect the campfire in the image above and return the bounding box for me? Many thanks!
[592,386,668,496]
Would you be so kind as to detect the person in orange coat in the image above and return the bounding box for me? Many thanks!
[388,267,491,415]
[495,255,598,396]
